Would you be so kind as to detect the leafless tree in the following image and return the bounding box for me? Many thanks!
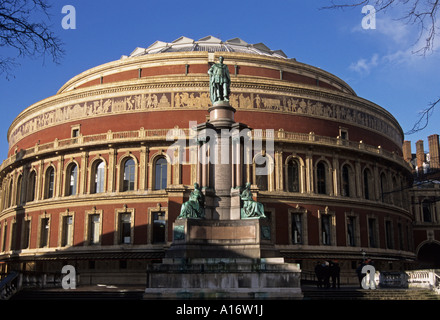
[323,0,439,54]
[323,1,440,135]
[0,0,64,79]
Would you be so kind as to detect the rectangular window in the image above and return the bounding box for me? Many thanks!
[120,213,131,244]
[71,125,80,142]
[22,220,30,249]
[61,216,73,247]
[386,220,393,249]
[40,218,49,248]
[89,214,100,245]
[339,128,348,140]
[368,218,377,248]
[2,224,7,252]
[291,213,302,244]
[10,222,17,251]
[347,216,356,247]
[398,223,404,250]
[321,215,331,245]
[152,211,166,244]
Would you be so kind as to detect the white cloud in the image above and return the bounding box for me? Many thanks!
[349,53,379,74]
[351,14,410,45]
[376,16,410,44]
[349,12,440,75]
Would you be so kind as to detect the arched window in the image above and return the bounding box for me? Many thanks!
[16,175,22,205]
[316,161,327,195]
[380,172,388,203]
[123,158,135,192]
[66,163,78,196]
[392,177,401,206]
[45,167,55,199]
[341,165,350,197]
[27,171,36,202]
[363,168,372,200]
[287,159,299,192]
[91,160,105,194]
[8,179,13,207]
[155,157,167,190]
[255,155,268,191]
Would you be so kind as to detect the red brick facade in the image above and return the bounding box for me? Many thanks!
[0,48,415,284]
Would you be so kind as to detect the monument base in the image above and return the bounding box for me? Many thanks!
[144,218,302,299]
[144,257,303,299]
[166,218,279,259]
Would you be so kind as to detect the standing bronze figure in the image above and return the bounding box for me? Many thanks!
[208,56,230,104]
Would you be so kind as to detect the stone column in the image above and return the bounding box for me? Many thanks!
[355,160,362,198]
[140,146,148,191]
[275,150,283,191]
[332,155,339,197]
[80,151,88,195]
[196,142,202,186]
[55,155,63,197]
[36,160,44,200]
[306,152,313,194]
[108,147,116,192]
[213,131,233,219]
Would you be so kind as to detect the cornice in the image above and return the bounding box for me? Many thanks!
[57,51,356,95]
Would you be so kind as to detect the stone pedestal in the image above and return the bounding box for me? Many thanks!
[144,218,302,299]
[166,218,279,259]
[144,100,302,299]
[144,257,302,299]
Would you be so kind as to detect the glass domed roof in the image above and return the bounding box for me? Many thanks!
[127,36,289,59]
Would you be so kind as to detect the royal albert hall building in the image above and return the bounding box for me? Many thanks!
[0,36,415,285]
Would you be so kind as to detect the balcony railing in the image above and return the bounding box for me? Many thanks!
[0,271,20,300]
[0,270,75,300]
[2,128,411,173]
[379,269,440,292]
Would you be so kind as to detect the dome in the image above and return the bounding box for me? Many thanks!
[126,36,289,59]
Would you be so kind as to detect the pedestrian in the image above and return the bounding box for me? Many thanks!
[330,260,340,289]
[315,261,324,288]
[356,260,366,288]
[323,261,330,288]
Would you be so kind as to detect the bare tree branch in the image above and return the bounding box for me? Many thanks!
[322,0,439,54]
[405,97,440,135]
[323,1,440,135]
[0,0,64,79]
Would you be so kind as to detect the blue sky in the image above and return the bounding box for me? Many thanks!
[0,0,439,161]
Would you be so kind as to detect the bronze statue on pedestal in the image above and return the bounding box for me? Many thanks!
[208,56,230,104]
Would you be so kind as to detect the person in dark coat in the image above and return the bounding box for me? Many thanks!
[315,261,324,288]
[356,260,367,288]
[329,260,341,289]
[322,261,330,288]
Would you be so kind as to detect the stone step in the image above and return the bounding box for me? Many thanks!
[302,286,440,300]
[10,285,440,301]
[11,286,145,300]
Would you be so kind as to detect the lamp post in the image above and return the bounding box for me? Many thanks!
[360,249,366,261]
